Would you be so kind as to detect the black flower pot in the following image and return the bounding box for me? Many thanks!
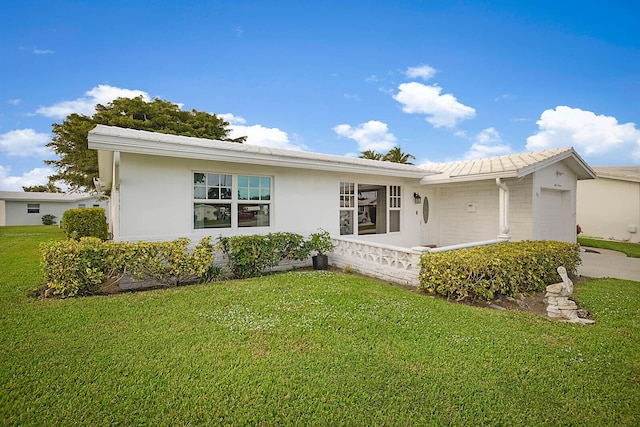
[312,254,329,270]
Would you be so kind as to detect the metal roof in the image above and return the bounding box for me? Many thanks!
[88,125,597,188]
[0,191,97,202]
[89,125,436,187]
[592,166,640,183]
[421,147,596,184]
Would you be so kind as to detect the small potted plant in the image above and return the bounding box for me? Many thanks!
[307,228,335,270]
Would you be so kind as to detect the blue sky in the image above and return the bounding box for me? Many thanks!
[1,0,639,190]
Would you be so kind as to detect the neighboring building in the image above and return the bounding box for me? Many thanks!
[88,125,595,249]
[577,166,640,243]
[0,191,107,226]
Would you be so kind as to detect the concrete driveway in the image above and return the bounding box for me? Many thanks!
[577,247,640,281]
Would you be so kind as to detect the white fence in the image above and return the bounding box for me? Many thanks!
[329,236,511,288]
[329,237,423,287]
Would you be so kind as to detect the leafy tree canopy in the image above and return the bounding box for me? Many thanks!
[383,146,416,165]
[45,97,245,192]
[359,149,383,160]
[22,182,63,193]
[359,146,415,164]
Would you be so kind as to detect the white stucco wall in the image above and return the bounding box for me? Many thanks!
[114,153,424,247]
[420,169,579,246]
[506,175,534,242]
[577,177,640,243]
[0,200,5,226]
[531,162,577,242]
[111,152,582,246]
[2,198,107,226]
[422,180,501,247]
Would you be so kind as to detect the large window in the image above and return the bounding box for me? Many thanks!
[193,172,271,229]
[238,175,271,227]
[339,183,401,235]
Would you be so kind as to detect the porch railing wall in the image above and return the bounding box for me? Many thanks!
[329,237,422,287]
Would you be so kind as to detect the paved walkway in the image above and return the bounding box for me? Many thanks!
[577,247,640,281]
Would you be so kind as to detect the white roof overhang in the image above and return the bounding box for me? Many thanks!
[0,191,96,202]
[89,125,434,186]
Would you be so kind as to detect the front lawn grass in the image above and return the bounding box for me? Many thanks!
[2,226,639,425]
[579,236,640,258]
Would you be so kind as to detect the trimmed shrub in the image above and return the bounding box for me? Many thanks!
[62,207,108,240]
[41,214,57,225]
[419,241,581,301]
[41,237,215,297]
[218,232,309,278]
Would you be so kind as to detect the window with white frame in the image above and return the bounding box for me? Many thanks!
[340,182,355,235]
[237,175,271,227]
[339,183,401,235]
[389,185,401,233]
[27,203,40,214]
[193,172,271,229]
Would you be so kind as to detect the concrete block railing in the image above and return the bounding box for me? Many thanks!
[411,237,510,254]
[329,237,422,287]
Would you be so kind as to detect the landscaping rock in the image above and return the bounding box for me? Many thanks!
[544,266,594,324]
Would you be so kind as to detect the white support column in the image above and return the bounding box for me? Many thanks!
[111,151,121,241]
[496,178,511,239]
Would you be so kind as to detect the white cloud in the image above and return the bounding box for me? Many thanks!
[393,82,476,128]
[7,99,21,106]
[0,129,51,157]
[526,106,640,159]
[36,85,151,118]
[219,113,246,125]
[405,64,437,80]
[220,113,303,150]
[464,127,512,159]
[0,165,54,191]
[33,49,54,54]
[333,120,397,152]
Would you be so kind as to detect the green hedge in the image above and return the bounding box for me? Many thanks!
[62,207,108,240]
[41,237,215,297]
[419,241,581,301]
[218,232,310,278]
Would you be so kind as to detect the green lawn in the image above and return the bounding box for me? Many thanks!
[579,236,640,258]
[2,226,639,425]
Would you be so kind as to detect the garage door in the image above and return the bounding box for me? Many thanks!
[539,189,568,241]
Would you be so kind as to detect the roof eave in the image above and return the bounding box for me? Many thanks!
[420,171,517,185]
[96,150,114,189]
[89,127,429,180]
[595,173,640,183]
[517,148,596,180]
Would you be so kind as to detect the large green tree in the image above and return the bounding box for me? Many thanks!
[45,97,245,192]
[22,183,63,193]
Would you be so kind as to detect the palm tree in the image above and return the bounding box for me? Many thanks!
[383,146,416,164]
[359,149,383,160]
